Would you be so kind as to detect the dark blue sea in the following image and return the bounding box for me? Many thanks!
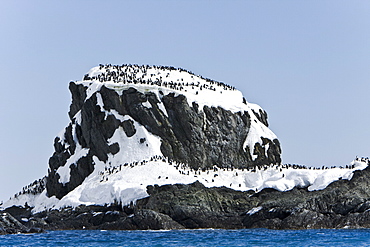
[1,229,370,246]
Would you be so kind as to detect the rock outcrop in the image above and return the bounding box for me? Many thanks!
[134,165,370,229]
[46,64,281,199]
[0,210,43,234]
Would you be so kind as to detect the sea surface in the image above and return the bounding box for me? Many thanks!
[1,229,370,246]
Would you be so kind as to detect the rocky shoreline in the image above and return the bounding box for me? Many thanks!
[3,165,370,234]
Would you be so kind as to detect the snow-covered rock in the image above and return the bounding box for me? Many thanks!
[46,64,282,200]
[2,64,368,213]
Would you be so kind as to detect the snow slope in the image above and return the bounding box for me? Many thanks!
[2,157,368,213]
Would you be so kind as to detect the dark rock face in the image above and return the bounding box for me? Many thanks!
[5,204,183,232]
[252,109,269,127]
[0,210,43,235]
[161,95,252,170]
[130,209,184,230]
[68,81,87,119]
[46,83,281,199]
[137,181,255,229]
[121,119,136,137]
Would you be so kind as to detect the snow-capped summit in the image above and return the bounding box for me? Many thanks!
[2,64,368,213]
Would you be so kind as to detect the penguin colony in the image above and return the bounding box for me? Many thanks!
[97,155,369,188]
[11,177,46,200]
[9,157,369,201]
[82,64,237,93]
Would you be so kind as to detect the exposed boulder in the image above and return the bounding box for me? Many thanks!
[0,210,43,234]
[131,209,184,230]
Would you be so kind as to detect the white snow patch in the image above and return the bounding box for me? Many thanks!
[247,206,263,215]
[56,146,89,185]
[142,101,151,109]
[107,120,162,166]
[96,93,107,119]
[74,111,82,125]
[157,102,168,117]
[109,109,126,122]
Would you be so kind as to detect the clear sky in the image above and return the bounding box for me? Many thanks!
[1,0,369,202]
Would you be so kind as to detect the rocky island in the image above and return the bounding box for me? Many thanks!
[1,64,369,234]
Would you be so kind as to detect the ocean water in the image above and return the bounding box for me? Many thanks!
[1,229,370,247]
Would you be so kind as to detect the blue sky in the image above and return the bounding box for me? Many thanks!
[1,0,370,201]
